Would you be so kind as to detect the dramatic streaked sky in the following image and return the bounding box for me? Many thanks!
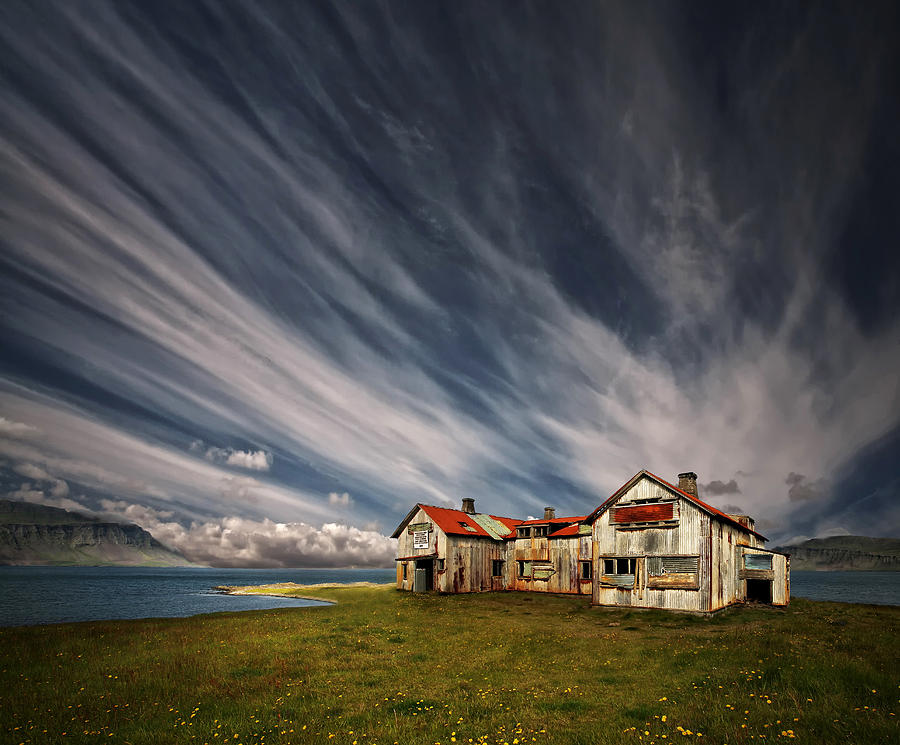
[2,1,899,567]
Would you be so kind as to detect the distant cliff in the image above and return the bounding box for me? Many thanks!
[774,536,900,571]
[0,499,191,566]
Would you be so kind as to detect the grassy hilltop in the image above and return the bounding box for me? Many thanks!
[1,586,897,745]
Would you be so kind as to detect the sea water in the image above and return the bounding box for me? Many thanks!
[0,566,395,626]
[0,566,897,627]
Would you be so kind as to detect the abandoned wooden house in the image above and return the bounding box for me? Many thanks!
[391,469,790,612]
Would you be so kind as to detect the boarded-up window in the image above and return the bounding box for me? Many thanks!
[647,555,700,589]
[533,563,554,580]
[647,556,699,576]
[518,560,532,578]
[745,553,772,570]
[611,502,675,524]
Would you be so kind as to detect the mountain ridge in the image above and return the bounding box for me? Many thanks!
[773,535,900,571]
[0,499,192,567]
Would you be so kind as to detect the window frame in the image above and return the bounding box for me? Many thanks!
[600,556,638,587]
[492,559,504,577]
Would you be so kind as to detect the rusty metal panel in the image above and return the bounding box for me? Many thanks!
[611,502,675,523]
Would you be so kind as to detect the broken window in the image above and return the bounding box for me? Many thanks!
[492,559,504,577]
[534,525,548,537]
[580,560,592,580]
[601,557,637,587]
[517,527,531,538]
[603,557,636,575]
[518,560,532,578]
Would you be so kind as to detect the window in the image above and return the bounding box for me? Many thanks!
[580,561,592,580]
[534,525,548,537]
[518,560,532,578]
[744,553,772,570]
[492,559,504,577]
[603,558,636,575]
[601,557,636,587]
[517,527,531,538]
[436,558,445,571]
[402,563,408,580]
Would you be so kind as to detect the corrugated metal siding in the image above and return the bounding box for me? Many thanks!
[592,476,710,612]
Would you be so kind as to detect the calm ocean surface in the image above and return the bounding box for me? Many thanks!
[0,567,897,627]
[0,566,395,627]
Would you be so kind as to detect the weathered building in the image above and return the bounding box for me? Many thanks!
[392,469,790,612]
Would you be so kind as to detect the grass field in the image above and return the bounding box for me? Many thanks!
[1,586,897,745]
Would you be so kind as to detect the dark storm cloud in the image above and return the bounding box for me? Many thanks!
[1,0,898,563]
[785,473,826,503]
[700,479,741,496]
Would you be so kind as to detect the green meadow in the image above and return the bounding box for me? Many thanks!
[1,586,897,745]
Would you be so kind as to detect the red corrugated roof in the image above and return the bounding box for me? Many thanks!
[417,504,492,538]
[547,523,581,538]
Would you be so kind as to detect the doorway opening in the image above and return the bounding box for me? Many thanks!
[413,559,434,592]
[746,578,772,603]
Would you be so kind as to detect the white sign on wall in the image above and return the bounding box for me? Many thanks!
[413,530,430,549]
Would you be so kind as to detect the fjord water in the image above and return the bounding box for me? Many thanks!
[0,566,395,626]
[0,567,897,626]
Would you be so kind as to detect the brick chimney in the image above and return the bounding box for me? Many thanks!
[461,497,475,514]
[543,507,555,520]
[677,472,698,498]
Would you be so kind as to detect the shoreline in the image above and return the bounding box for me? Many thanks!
[213,580,393,603]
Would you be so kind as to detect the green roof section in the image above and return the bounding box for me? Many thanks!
[469,513,513,540]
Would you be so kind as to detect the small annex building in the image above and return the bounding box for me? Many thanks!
[391,469,790,613]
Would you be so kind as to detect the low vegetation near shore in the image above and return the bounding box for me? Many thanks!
[2,586,897,745]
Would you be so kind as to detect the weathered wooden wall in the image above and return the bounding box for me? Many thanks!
[591,475,760,612]
[395,508,507,593]
[440,535,506,593]
[506,535,590,594]
[395,506,439,592]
